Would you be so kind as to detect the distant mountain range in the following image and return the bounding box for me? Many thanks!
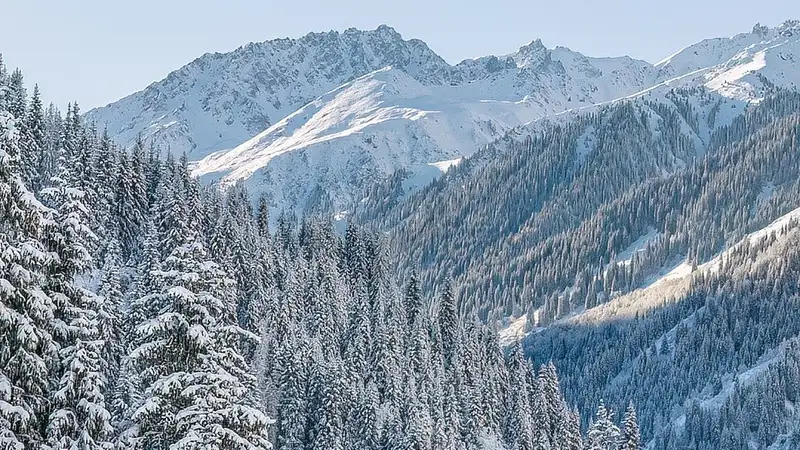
[85,21,800,217]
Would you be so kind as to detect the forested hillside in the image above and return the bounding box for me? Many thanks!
[529,208,800,448]
[356,82,800,447]
[0,58,639,449]
[362,88,800,322]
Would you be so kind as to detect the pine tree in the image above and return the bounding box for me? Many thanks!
[557,408,584,450]
[41,102,62,185]
[504,344,535,450]
[0,80,58,450]
[404,271,422,331]
[584,401,620,450]
[619,403,641,450]
[97,240,124,385]
[6,69,26,121]
[437,282,459,372]
[41,141,113,450]
[151,175,189,260]
[114,150,145,259]
[130,237,272,450]
[257,195,270,236]
[23,84,45,191]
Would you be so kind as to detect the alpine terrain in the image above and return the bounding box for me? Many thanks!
[2,15,800,450]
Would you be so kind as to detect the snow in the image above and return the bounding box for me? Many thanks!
[87,26,665,217]
[570,206,800,328]
[401,158,465,194]
[428,157,463,173]
[615,228,660,267]
[744,205,800,244]
[497,315,528,347]
[190,56,654,216]
[703,47,774,101]
[88,22,800,218]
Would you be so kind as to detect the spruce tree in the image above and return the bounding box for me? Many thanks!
[438,282,459,372]
[619,403,641,450]
[41,140,113,450]
[24,84,45,191]
[130,237,272,449]
[584,401,620,450]
[0,82,58,450]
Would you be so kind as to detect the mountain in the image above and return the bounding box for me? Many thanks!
[85,25,660,160]
[347,60,800,448]
[86,25,668,215]
[655,20,800,101]
[86,21,800,218]
[85,26,451,158]
[190,67,531,211]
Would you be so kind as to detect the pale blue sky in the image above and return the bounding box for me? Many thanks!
[1,0,797,110]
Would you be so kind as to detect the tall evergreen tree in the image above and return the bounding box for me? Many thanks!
[584,402,620,450]
[41,139,113,450]
[130,237,272,449]
[0,80,58,450]
[619,403,641,450]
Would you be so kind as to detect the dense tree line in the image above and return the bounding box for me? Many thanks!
[360,88,800,326]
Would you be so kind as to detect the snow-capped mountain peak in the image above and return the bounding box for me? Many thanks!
[510,39,551,69]
[84,25,451,159]
[87,21,800,218]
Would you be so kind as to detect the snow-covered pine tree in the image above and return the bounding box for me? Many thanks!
[256,195,270,237]
[504,343,536,450]
[130,236,272,450]
[41,138,113,450]
[273,326,308,450]
[0,74,58,450]
[437,282,460,373]
[23,84,45,192]
[40,102,62,185]
[97,240,124,390]
[619,403,641,450]
[584,401,621,450]
[151,172,190,261]
[114,149,144,260]
[556,408,584,450]
[92,129,118,244]
[308,352,345,450]
[6,69,26,122]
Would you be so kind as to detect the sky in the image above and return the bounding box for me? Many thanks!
[1,0,798,110]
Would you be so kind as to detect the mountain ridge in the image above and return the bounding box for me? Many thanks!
[86,21,800,218]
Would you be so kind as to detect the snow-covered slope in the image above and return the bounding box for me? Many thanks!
[88,21,800,215]
[85,25,452,158]
[655,20,800,102]
[191,67,538,208]
[86,25,664,214]
[85,26,657,160]
[191,60,657,212]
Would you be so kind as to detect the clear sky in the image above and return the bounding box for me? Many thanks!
[1,0,798,110]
